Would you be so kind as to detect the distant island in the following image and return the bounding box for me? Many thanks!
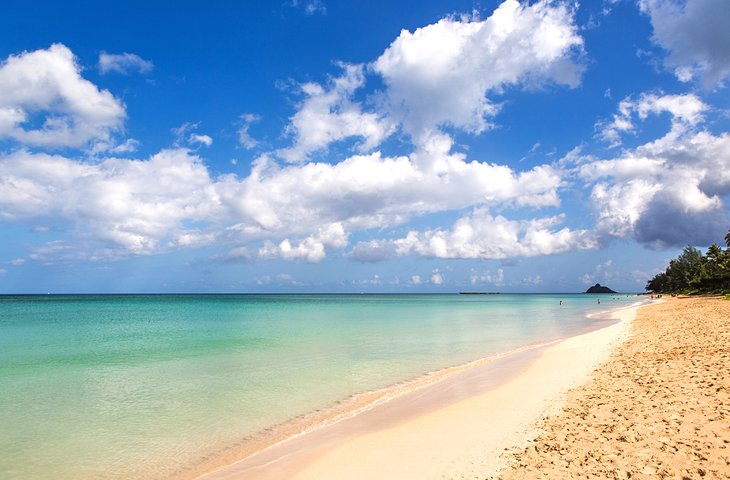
[585,283,616,294]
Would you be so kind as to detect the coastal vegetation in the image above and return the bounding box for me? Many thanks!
[645,229,730,294]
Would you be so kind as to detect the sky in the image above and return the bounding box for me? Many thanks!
[0,0,729,293]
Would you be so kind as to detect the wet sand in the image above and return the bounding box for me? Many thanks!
[494,296,730,479]
[198,303,642,480]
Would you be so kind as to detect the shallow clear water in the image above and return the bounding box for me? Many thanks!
[0,293,640,479]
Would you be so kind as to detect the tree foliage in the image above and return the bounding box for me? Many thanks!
[645,228,730,294]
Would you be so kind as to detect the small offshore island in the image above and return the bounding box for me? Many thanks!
[585,283,617,294]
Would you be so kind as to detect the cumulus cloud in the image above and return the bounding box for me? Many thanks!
[257,223,347,263]
[0,149,219,258]
[277,64,395,162]
[0,31,593,266]
[580,92,730,248]
[373,0,584,140]
[349,209,596,261]
[98,52,154,75]
[639,0,730,88]
[633,190,728,248]
[0,44,126,148]
[216,149,563,246]
[1,136,570,263]
[203,1,587,262]
[275,0,583,168]
[588,179,661,239]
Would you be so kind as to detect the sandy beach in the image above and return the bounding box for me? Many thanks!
[198,297,730,480]
[199,301,641,480]
[494,296,730,479]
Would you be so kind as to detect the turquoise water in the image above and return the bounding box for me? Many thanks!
[0,293,640,479]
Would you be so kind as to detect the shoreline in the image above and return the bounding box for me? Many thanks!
[181,340,549,480]
[194,300,648,480]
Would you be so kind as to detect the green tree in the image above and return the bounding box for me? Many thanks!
[703,243,730,292]
[645,230,730,294]
[645,272,668,293]
[664,245,706,292]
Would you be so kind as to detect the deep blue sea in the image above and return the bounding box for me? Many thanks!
[0,293,641,479]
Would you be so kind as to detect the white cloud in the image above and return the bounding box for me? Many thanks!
[0,44,126,148]
[237,113,261,149]
[350,209,596,261]
[470,268,505,286]
[86,138,141,156]
[410,275,422,285]
[373,0,584,139]
[9,258,25,266]
[588,179,662,238]
[275,0,584,169]
[597,92,708,146]
[172,122,198,139]
[430,269,444,285]
[580,92,730,248]
[189,134,213,147]
[639,0,730,88]
[0,36,591,265]
[225,0,586,262]
[257,223,347,263]
[217,149,563,251]
[0,149,219,259]
[98,52,154,75]
[256,273,301,286]
[110,138,140,154]
[172,122,213,147]
[1,136,569,263]
[277,64,395,162]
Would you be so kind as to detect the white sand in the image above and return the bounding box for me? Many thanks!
[495,296,730,479]
[199,303,642,480]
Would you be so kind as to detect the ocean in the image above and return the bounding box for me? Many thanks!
[0,293,641,479]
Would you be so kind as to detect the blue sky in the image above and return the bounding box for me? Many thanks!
[1,0,729,293]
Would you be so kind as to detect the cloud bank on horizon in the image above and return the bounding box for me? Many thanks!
[0,0,729,292]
